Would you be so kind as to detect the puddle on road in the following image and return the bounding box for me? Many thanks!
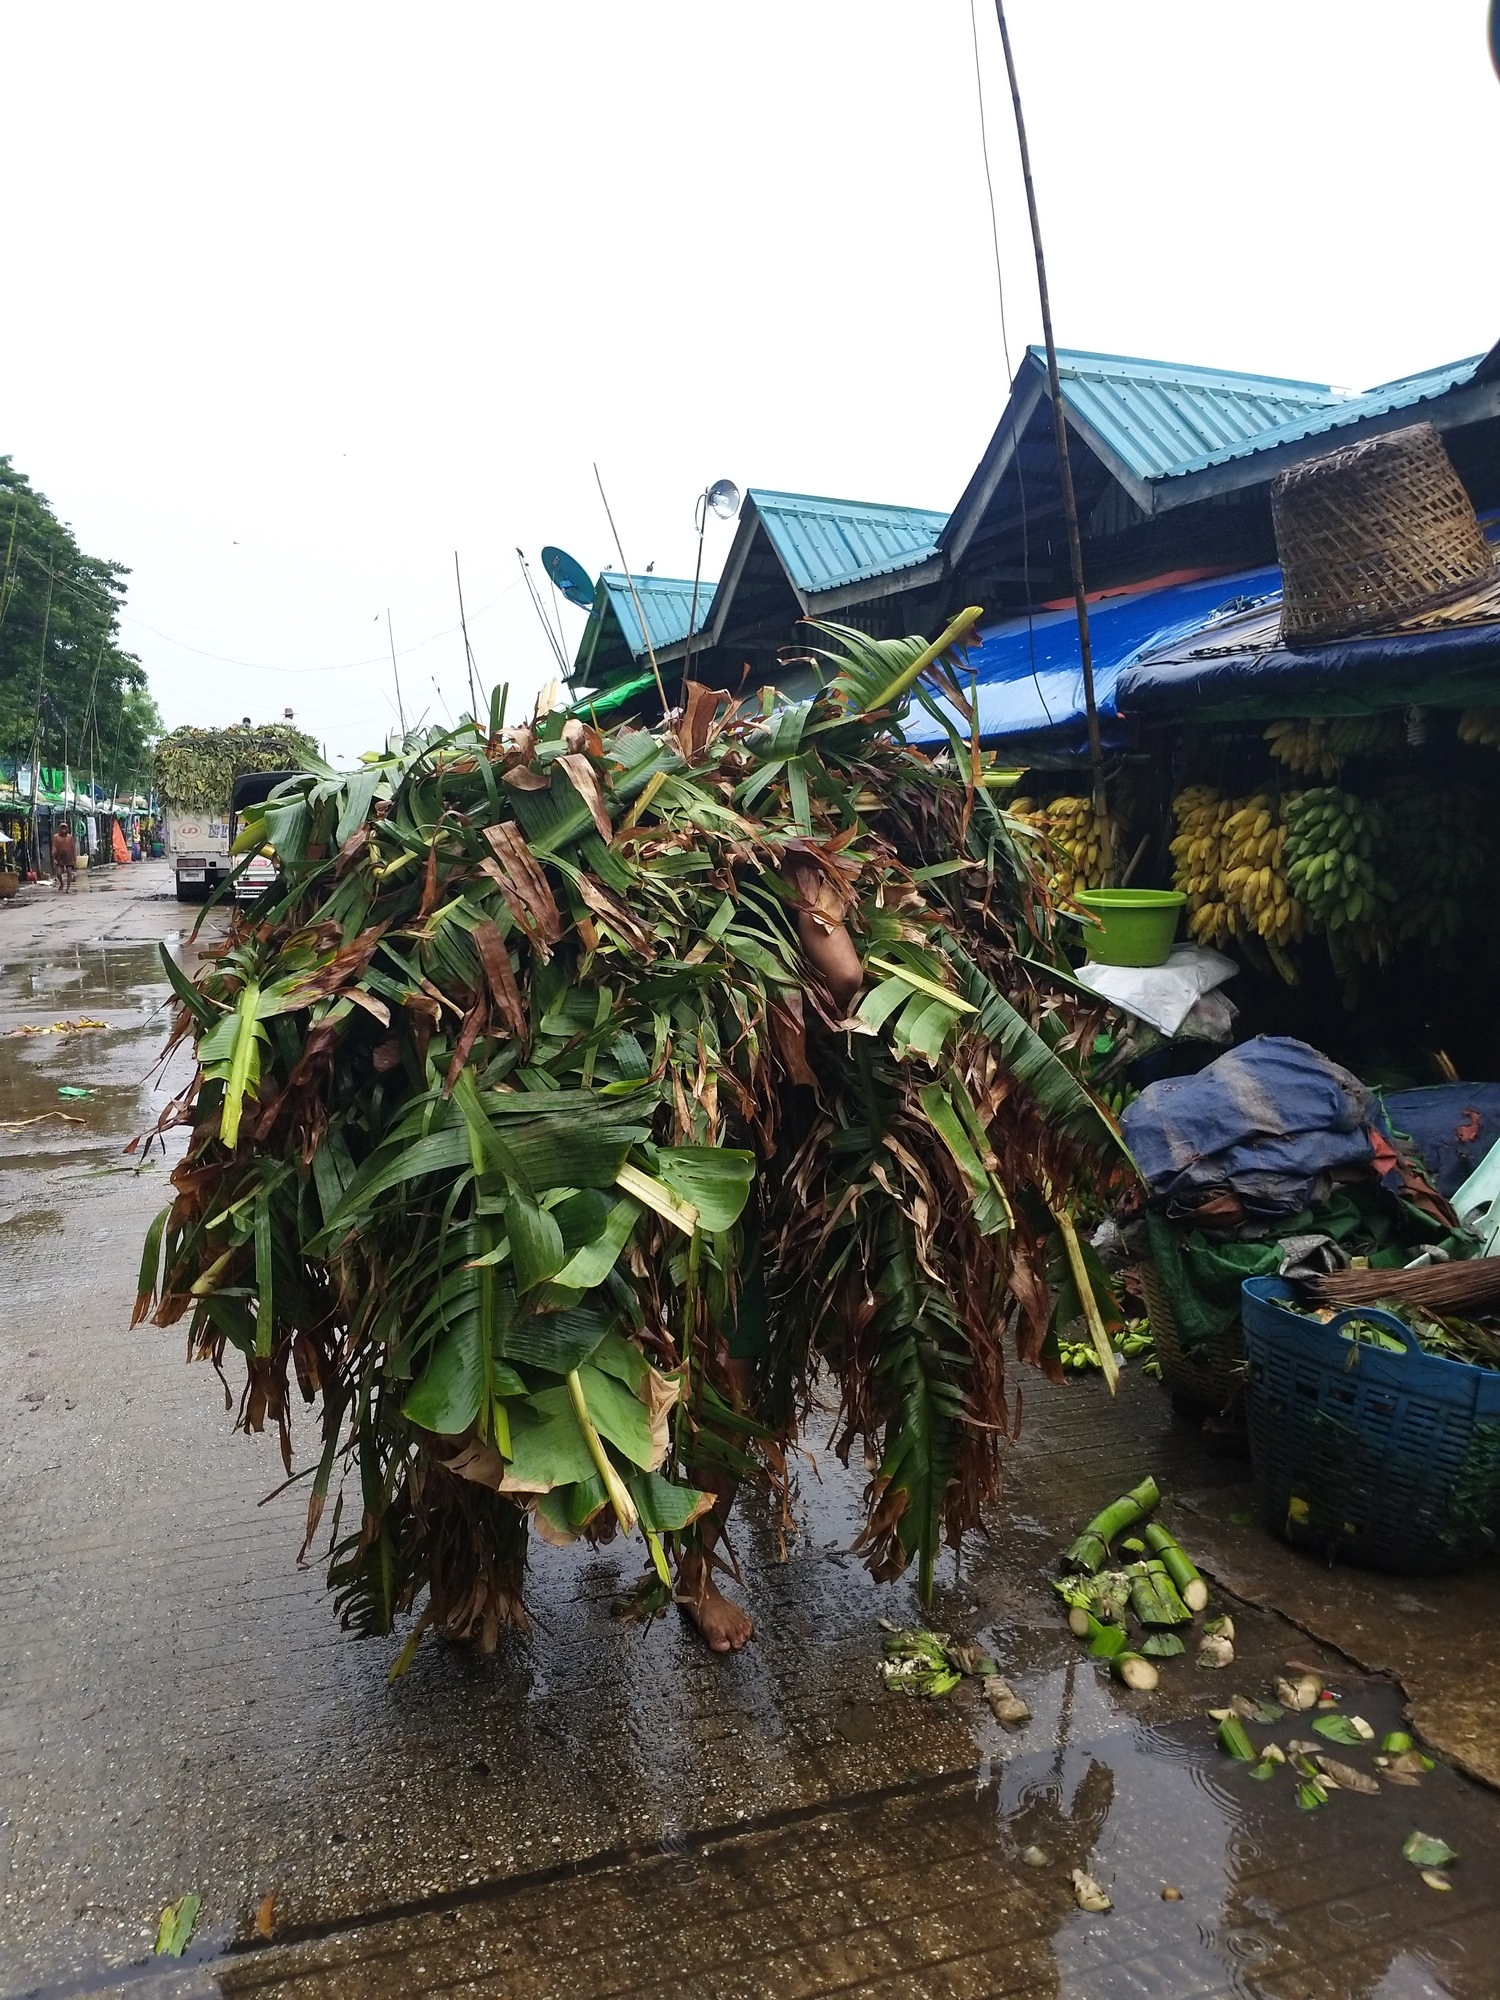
[0,938,197,1203]
[189,1655,1496,2000]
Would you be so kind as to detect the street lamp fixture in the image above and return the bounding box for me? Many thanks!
[682,479,741,694]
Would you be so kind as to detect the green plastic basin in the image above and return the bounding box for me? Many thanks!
[1072,889,1186,968]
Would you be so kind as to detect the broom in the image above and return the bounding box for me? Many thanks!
[1302,1258,1500,1316]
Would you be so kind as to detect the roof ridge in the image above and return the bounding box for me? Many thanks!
[747,487,948,521]
[1029,343,1336,397]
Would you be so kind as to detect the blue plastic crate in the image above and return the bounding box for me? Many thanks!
[1242,1276,1500,1573]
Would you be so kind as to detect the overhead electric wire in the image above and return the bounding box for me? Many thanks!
[118,576,526,675]
[969,0,1050,728]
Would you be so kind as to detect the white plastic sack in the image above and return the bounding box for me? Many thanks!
[1073,945,1238,1038]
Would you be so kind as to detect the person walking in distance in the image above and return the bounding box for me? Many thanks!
[51,821,77,893]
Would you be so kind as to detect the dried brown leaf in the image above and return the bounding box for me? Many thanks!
[558,753,614,842]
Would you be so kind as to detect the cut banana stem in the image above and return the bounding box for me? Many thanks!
[1142,1523,1210,1613]
[1062,1478,1160,1574]
[1129,1569,1193,1628]
[1111,1652,1159,1692]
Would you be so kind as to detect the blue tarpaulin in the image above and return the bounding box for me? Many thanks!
[1383,1085,1500,1200]
[1122,1035,1375,1218]
[904,565,1281,749]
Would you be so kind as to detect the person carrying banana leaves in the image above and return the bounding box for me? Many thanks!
[135,616,1132,1659]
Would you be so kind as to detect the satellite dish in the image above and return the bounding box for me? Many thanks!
[541,546,596,610]
[705,479,741,521]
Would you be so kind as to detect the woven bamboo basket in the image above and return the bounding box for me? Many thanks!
[1272,423,1493,645]
[1139,1259,1245,1413]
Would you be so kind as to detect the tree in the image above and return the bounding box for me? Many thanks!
[0,457,160,796]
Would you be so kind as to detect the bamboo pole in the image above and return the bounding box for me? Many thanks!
[991,1,1112,879]
[593,464,670,717]
[454,552,480,722]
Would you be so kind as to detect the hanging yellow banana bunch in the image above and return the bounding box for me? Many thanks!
[1264,717,1339,779]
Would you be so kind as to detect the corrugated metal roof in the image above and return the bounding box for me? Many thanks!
[1045,347,1342,483]
[747,490,947,596]
[1160,354,1487,479]
[597,571,714,659]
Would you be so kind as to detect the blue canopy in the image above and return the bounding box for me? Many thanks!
[904,564,1281,750]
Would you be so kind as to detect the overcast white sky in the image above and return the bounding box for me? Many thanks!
[7,2,1497,764]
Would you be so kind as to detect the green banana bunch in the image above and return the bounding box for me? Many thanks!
[1378,777,1490,948]
[1326,713,1401,759]
[1282,788,1391,934]
[1058,1339,1107,1372]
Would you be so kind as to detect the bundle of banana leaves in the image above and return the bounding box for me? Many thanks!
[135,619,1130,1651]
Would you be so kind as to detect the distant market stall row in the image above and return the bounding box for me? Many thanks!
[0,761,157,881]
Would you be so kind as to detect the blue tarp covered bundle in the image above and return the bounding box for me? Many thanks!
[1382,1084,1500,1200]
[1123,1035,1375,1219]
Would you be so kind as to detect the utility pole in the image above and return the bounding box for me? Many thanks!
[993,0,1112,878]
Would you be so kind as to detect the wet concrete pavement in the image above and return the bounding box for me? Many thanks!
[3,864,1499,1998]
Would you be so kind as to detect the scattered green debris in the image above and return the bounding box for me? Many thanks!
[57,1086,93,1099]
[879,1629,1017,1713]
[879,1629,962,1697]
[1217,1716,1256,1761]
[1140,1631,1186,1658]
[1312,1713,1365,1747]
[154,1894,202,1957]
[1296,1780,1328,1810]
[1403,1831,1458,1870]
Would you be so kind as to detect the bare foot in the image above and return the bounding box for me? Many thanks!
[675,1551,754,1653]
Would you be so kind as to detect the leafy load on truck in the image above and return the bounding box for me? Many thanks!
[153,722,320,810]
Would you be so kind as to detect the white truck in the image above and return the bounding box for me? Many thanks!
[161,804,233,901]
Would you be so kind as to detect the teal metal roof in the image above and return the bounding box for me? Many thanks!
[597,571,713,658]
[573,571,714,686]
[747,489,947,596]
[1046,347,1343,483]
[1161,353,1487,480]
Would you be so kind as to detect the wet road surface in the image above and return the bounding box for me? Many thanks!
[3,865,1499,1998]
